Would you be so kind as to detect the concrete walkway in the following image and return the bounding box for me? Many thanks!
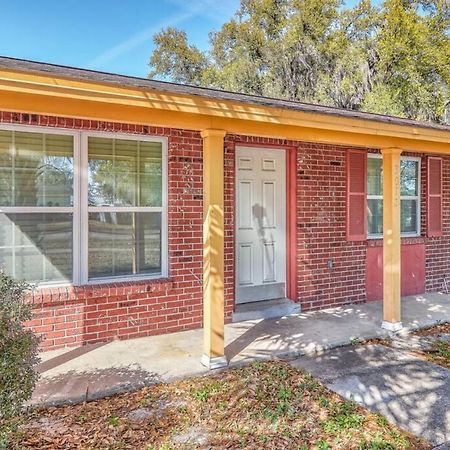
[32,293,450,407]
[292,343,450,447]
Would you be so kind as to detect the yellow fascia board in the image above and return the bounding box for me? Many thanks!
[1,68,450,153]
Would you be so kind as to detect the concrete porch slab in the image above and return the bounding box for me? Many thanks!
[32,293,450,407]
[232,297,300,322]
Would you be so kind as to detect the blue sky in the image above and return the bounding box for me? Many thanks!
[0,0,376,78]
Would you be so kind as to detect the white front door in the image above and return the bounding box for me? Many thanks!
[235,146,286,304]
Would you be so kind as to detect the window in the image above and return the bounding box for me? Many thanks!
[85,136,165,281]
[0,126,167,285]
[0,129,75,283]
[367,154,420,237]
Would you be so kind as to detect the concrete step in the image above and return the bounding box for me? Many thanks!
[232,298,300,322]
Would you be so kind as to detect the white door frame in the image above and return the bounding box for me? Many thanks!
[234,145,287,304]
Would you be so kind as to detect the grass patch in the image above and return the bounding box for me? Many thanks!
[322,400,364,434]
[423,340,450,369]
[191,380,225,402]
[429,340,450,359]
[10,361,428,449]
[409,322,450,369]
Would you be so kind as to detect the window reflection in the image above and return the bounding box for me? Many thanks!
[367,156,420,236]
[88,137,162,207]
[0,213,73,283]
[88,212,162,279]
[0,131,73,207]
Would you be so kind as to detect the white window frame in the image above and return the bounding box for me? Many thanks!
[0,124,80,286]
[0,124,168,287]
[80,131,168,284]
[367,153,421,239]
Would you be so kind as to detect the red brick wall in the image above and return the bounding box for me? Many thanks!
[294,142,367,309]
[0,112,204,350]
[425,156,450,291]
[224,140,236,321]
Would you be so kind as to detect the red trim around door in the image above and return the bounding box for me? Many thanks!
[286,146,297,300]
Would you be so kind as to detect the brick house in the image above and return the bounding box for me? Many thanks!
[0,56,449,368]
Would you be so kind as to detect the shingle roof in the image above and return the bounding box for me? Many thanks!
[1,55,449,133]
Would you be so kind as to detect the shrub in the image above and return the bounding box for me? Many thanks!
[0,272,40,448]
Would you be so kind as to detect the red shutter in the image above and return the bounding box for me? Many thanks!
[346,150,367,241]
[427,156,443,237]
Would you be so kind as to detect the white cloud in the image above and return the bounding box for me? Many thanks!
[86,0,239,70]
[86,10,193,69]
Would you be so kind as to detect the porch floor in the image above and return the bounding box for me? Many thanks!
[32,292,450,407]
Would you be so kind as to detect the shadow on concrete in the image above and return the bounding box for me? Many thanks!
[225,319,273,361]
[225,304,383,364]
[32,365,161,408]
[36,342,109,374]
[225,294,450,365]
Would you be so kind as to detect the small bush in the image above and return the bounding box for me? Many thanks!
[0,272,40,448]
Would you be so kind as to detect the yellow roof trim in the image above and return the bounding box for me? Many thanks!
[0,67,449,153]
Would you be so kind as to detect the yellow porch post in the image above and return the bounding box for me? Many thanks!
[200,129,228,369]
[381,147,403,331]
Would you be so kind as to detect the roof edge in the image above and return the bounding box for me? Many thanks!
[0,55,449,134]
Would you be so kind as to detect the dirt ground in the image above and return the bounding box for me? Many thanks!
[12,361,428,449]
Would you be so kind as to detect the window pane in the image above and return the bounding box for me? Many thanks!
[367,199,383,235]
[400,160,419,196]
[88,212,162,279]
[88,137,162,207]
[401,199,418,234]
[0,130,73,207]
[0,213,73,283]
[367,157,382,195]
[368,199,419,235]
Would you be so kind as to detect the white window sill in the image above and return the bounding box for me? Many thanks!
[367,234,420,240]
[34,274,169,290]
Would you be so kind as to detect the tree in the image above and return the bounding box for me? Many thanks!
[369,0,450,121]
[149,27,207,85]
[148,0,450,123]
[314,0,379,109]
